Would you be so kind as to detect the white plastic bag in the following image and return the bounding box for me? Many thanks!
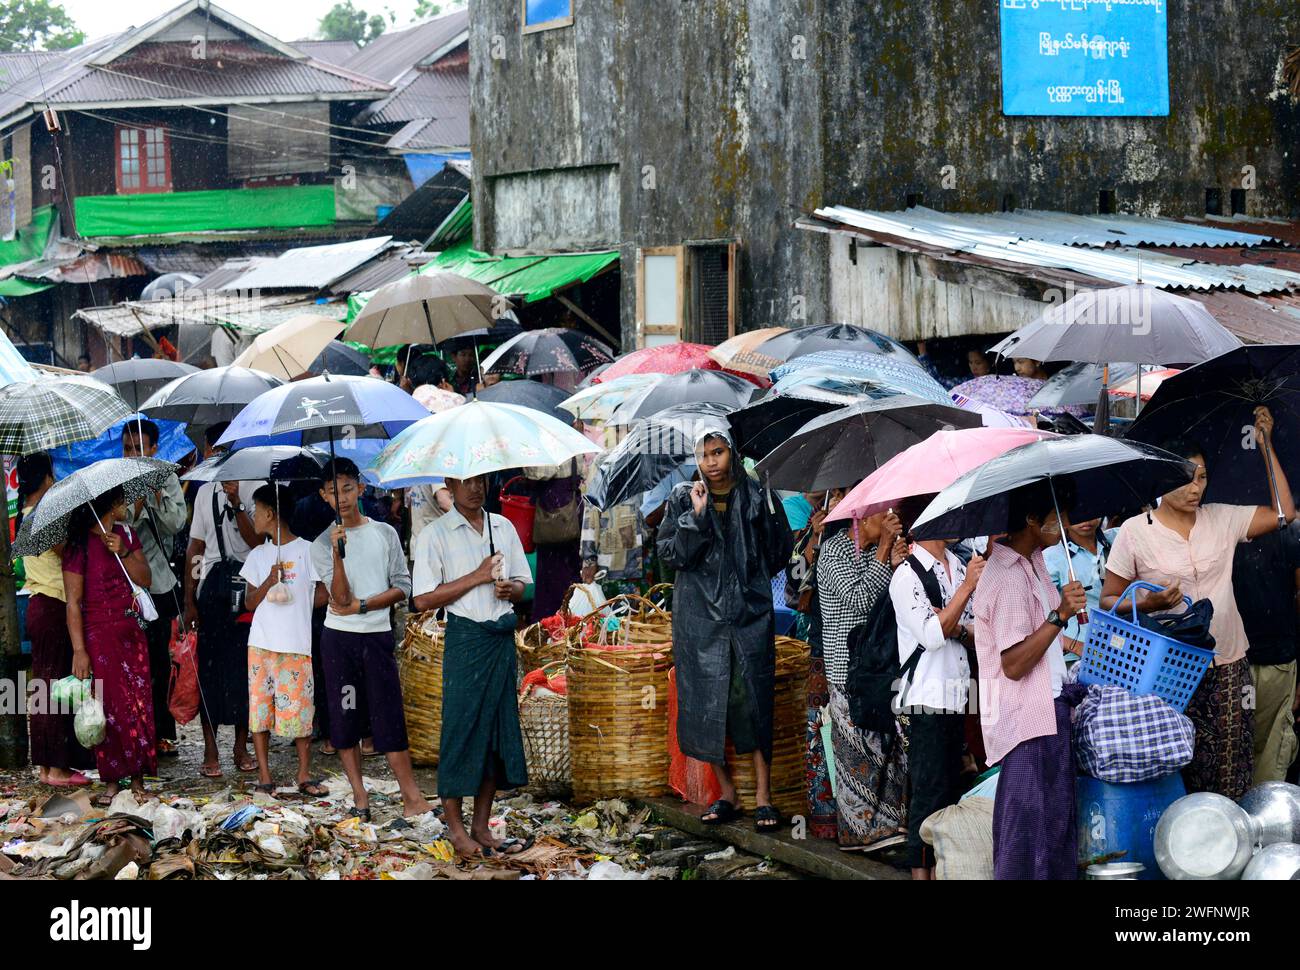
[132,585,159,622]
[74,695,107,748]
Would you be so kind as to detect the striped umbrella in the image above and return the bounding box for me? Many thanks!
[0,375,133,455]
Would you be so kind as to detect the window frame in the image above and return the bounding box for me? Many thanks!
[635,245,684,349]
[115,124,172,195]
[521,0,574,35]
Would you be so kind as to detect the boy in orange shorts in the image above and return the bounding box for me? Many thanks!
[241,484,328,796]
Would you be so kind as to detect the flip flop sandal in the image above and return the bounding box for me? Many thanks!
[320,743,338,756]
[345,807,371,823]
[199,765,223,779]
[496,836,535,856]
[92,792,115,808]
[700,799,741,825]
[236,759,258,773]
[157,741,179,757]
[754,805,783,833]
[297,779,329,797]
[253,782,277,795]
[44,773,90,788]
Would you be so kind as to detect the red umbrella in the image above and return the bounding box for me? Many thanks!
[595,342,765,387]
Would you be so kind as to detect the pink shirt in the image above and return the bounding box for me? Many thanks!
[972,542,1067,765]
[1106,504,1255,666]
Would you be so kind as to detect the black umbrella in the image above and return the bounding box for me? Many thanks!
[584,402,735,511]
[140,366,284,430]
[310,341,371,377]
[475,379,575,426]
[730,385,882,461]
[609,368,759,424]
[1123,345,1300,511]
[91,358,199,410]
[750,324,921,371]
[911,435,1194,541]
[481,327,615,378]
[437,315,524,354]
[754,395,981,491]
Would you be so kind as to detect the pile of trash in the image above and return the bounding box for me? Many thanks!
[0,776,690,881]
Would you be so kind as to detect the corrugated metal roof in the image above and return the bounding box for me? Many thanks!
[808,206,1300,295]
[291,39,360,66]
[376,161,469,243]
[1185,292,1300,345]
[74,293,345,336]
[367,67,468,125]
[385,113,470,151]
[219,235,393,290]
[344,9,468,84]
[191,258,273,291]
[0,51,69,92]
[328,248,421,294]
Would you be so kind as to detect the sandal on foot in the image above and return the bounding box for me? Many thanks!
[297,779,328,797]
[253,782,277,795]
[701,799,741,825]
[345,807,371,823]
[199,764,223,779]
[235,757,257,773]
[157,740,179,758]
[92,792,115,808]
[496,836,534,856]
[754,805,783,833]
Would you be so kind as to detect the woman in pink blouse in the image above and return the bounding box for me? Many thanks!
[1101,405,1294,800]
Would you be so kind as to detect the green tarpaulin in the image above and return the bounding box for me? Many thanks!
[0,277,54,297]
[0,204,56,267]
[74,185,336,237]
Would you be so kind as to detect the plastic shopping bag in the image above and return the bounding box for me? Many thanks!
[168,621,200,726]
[74,696,107,748]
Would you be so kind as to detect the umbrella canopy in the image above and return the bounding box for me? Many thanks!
[309,340,372,377]
[752,325,920,369]
[576,360,615,389]
[827,427,1053,523]
[437,315,525,354]
[13,456,176,556]
[183,445,330,484]
[367,400,601,488]
[560,373,660,424]
[951,375,1053,417]
[911,435,1194,541]
[754,395,981,491]
[90,358,198,410]
[0,375,134,455]
[1123,345,1300,506]
[1027,362,1140,409]
[140,366,284,428]
[347,272,509,349]
[53,413,194,480]
[481,328,615,378]
[948,392,1037,429]
[230,315,345,381]
[215,373,429,448]
[475,379,575,426]
[592,342,718,384]
[988,283,1242,366]
[609,368,759,424]
[730,384,893,461]
[413,384,466,413]
[583,402,734,511]
[707,327,790,377]
[768,350,949,405]
[1110,368,1182,401]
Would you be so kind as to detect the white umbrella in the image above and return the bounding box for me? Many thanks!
[231,315,345,381]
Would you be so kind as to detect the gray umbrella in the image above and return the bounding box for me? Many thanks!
[610,369,759,424]
[0,375,134,455]
[989,284,1242,367]
[140,366,284,446]
[753,395,982,491]
[1027,362,1140,409]
[13,456,177,556]
[91,358,199,410]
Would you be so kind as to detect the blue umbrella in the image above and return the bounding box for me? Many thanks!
[769,351,951,405]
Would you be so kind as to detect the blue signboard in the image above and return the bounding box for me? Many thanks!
[1000,0,1169,117]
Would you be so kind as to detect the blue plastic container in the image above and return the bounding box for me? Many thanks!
[1077,772,1185,880]
[17,590,30,655]
[1077,581,1214,712]
[771,573,796,636]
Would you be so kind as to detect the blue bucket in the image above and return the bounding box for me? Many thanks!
[1077,772,1185,879]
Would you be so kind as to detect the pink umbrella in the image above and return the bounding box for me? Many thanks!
[413,385,466,413]
[826,427,1054,523]
[1109,368,1182,401]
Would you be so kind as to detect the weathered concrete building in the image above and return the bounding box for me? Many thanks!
[469,0,1300,350]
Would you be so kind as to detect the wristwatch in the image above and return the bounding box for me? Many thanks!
[359,598,369,615]
[236,503,247,514]
[1046,609,1066,629]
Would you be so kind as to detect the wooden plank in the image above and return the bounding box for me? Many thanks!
[554,292,618,348]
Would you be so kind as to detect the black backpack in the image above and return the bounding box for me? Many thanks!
[844,555,944,733]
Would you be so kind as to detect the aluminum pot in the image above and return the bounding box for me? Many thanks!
[1238,782,1300,847]
[1154,792,1260,880]
[1086,862,1145,880]
[1242,843,1300,881]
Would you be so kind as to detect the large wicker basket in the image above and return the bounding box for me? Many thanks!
[398,610,446,766]
[567,593,674,804]
[726,636,811,817]
[516,584,581,675]
[519,660,570,798]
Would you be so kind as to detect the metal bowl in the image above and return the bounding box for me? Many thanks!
[1238,782,1300,847]
[1155,793,1259,880]
[1242,843,1300,880]
[1086,862,1145,880]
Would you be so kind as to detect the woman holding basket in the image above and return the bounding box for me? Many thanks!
[1101,405,1294,800]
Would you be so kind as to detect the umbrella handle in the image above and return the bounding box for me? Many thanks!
[1048,476,1085,626]
[1261,431,1287,528]
[327,428,346,560]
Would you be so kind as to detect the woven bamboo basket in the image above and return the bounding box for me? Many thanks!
[397,610,446,766]
[726,636,811,817]
[567,593,674,804]
[619,588,672,646]
[516,584,581,675]
[518,660,571,798]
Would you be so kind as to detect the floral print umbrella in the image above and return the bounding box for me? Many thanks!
[480,328,615,377]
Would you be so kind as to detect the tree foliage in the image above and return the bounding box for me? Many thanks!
[413,0,466,20]
[0,0,84,53]
[318,1,390,46]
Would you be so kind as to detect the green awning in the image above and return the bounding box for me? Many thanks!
[0,277,54,297]
[0,204,56,267]
[74,185,337,237]
[428,195,473,247]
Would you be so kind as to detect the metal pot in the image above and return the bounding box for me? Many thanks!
[1238,782,1300,847]
[1242,843,1300,880]
[1086,862,1145,880]
[1154,792,1260,880]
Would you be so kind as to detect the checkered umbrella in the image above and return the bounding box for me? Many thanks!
[12,456,178,556]
[0,375,134,456]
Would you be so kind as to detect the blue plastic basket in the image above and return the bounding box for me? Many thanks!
[1076,581,1214,713]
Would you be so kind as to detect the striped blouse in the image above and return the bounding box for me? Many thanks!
[816,528,893,688]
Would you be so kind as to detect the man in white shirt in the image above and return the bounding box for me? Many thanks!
[183,422,264,779]
[412,473,532,861]
[888,534,984,881]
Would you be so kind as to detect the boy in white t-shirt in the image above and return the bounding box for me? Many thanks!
[240,484,328,796]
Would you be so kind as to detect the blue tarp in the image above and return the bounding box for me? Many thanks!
[402,152,471,188]
[52,415,195,480]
